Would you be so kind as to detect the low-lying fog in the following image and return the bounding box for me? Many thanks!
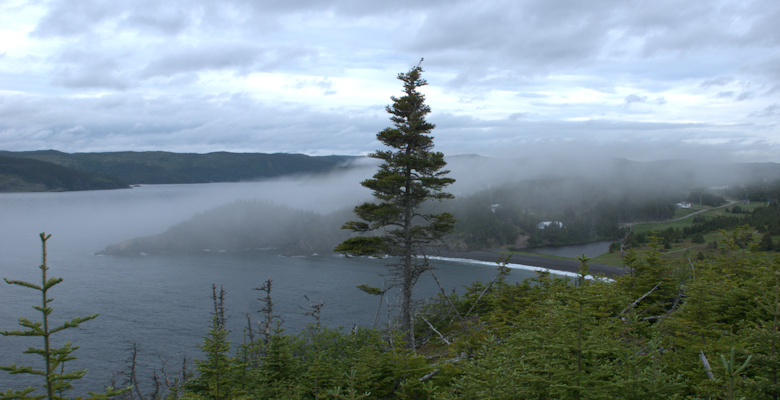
[1,154,778,261]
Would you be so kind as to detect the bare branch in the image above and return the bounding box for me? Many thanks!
[429,269,463,324]
[699,350,716,381]
[621,281,663,315]
[419,369,440,382]
[420,315,450,345]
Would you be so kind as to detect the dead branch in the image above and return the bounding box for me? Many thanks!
[699,350,716,381]
[621,281,663,316]
[299,295,325,327]
[639,284,685,323]
[420,315,451,345]
[429,269,463,323]
[254,279,275,343]
[464,258,511,318]
[419,369,440,382]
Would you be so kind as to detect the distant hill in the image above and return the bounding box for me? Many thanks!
[98,200,353,256]
[0,150,356,185]
[97,155,780,255]
[0,155,129,192]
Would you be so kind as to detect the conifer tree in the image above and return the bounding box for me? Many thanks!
[335,60,455,347]
[0,233,126,400]
[191,285,235,400]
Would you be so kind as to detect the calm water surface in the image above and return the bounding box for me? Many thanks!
[0,182,556,394]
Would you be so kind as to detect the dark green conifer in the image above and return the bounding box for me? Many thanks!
[335,60,455,347]
[191,285,236,400]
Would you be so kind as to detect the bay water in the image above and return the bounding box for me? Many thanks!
[0,181,560,394]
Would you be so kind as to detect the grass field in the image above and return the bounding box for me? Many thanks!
[503,199,771,268]
[589,200,765,267]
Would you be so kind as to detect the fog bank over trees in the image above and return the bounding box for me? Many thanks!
[100,155,780,256]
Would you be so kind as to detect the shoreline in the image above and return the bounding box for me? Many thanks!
[434,249,625,277]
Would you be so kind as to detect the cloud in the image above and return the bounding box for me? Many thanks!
[139,43,263,79]
[1,0,779,163]
[751,103,780,117]
[50,55,131,90]
[292,77,336,96]
[736,91,755,102]
[624,94,648,106]
[623,94,666,107]
[701,77,734,88]
[30,0,117,38]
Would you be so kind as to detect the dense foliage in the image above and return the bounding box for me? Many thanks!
[616,204,780,252]
[94,232,779,400]
[0,150,353,185]
[6,230,780,399]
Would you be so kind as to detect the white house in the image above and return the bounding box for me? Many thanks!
[537,221,563,229]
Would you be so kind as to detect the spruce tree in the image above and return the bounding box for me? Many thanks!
[0,233,126,400]
[191,285,235,400]
[335,60,455,347]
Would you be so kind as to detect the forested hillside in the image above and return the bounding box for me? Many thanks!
[0,150,355,185]
[0,155,128,192]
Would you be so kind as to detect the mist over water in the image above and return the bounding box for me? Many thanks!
[2,155,778,395]
[0,178,543,395]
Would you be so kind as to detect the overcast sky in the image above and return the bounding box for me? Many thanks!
[1,0,779,162]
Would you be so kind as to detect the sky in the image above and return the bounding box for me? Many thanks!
[1,0,779,163]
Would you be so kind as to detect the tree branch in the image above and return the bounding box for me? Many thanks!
[621,281,663,316]
[420,315,450,345]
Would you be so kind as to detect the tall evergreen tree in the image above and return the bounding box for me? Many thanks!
[335,60,455,347]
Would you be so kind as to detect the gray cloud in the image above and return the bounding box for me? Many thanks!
[701,77,734,88]
[751,103,780,117]
[2,0,779,163]
[139,43,263,79]
[50,53,131,90]
[736,91,755,102]
[31,0,117,38]
[624,94,666,107]
[624,94,648,106]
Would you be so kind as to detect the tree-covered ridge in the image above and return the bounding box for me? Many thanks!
[0,155,129,192]
[0,150,355,185]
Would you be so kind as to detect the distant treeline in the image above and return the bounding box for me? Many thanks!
[727,179,780,202]
[0,155,128,192]
[443,177,688,249]
[0,150,355,186]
